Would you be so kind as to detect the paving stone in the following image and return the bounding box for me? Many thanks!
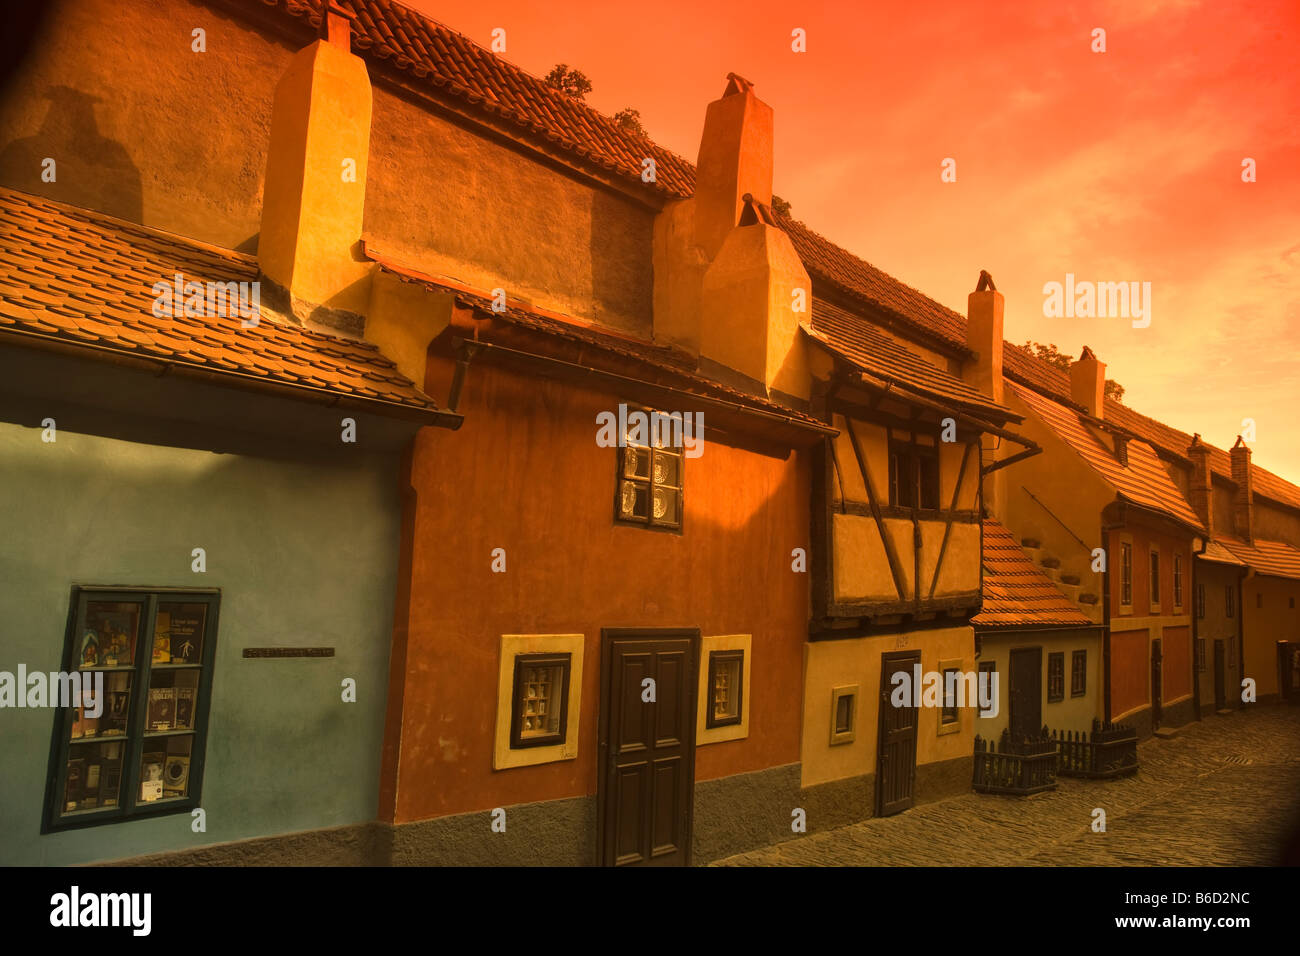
[713,706,1300,866]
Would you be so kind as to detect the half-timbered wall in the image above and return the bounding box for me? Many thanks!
[824,412,981,614]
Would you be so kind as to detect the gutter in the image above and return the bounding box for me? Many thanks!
[451,337,839,440]
[0,326,463,429]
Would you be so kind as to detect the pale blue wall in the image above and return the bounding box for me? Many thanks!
[0,421,399,864]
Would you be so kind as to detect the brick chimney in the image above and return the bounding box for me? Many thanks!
[1230,436,1253,542]
[964,270,1003,404]
[1070,346,1105,419]
[693,74,774,262]
[653,75,807,401]
[257,1,373,327]
[1187,433,1213,536]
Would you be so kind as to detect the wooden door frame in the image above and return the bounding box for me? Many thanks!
[596,627,700,867]
[875,649,921,817]
[1151,637,1163,728]
[1213,640,1226,711]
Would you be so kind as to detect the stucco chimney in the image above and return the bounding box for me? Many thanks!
[257,2,373,325]
[1187,433,1214,536]
[1070,346,1105,419]
[693,74,774,262]
[964,270,1003,403]
[1230,436,1253,542]
[699,195,810,402]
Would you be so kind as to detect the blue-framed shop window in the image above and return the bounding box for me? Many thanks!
[42,586,221,833]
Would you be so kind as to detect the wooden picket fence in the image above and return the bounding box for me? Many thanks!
[1053,719,1139,778]
[972,728,1058,795]
[973,720,1139,795]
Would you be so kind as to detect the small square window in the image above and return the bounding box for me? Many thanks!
[1120,542,1133,607]
[1225,586,1235,618]
[829,684,858,745]
[1173,555,1183,609]
[1149,550,1161,606]
[1071,650,1087,697]
[940,668,960,724]
[1047,652,1065,703]
[509,654,571,749]
[707,650,744,729]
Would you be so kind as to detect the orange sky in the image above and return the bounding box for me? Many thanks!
[409,0,1300,482]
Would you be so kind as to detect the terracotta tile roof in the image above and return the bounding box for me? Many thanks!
[973,519,1094,628]
[1201,540,1247,567]
[1010,382,1204,531]
[1002,345,1300,512]
[220,0,695,198]
[0,187,441,416]
[375,263,833,432]
[219,0,1300,510]
[781,214,970,353]
[1216,536,1300,581]
[808,299,1016,421]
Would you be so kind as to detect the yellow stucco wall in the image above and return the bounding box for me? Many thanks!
[1241,575,1300,698]
[800,625,976,788]
[975,629,1103,739]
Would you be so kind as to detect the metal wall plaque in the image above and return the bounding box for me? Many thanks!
[242,647,335,659]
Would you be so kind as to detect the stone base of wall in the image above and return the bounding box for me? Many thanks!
[103,757,976,866]
[916,754,973,804]
[1162,696,1196,729]
[104,821,388,867]
[692,763,802,863]
[387,795,596,866]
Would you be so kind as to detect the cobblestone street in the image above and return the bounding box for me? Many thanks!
[716,706,1300,866]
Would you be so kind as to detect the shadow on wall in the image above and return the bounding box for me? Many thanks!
[0,84,142,224]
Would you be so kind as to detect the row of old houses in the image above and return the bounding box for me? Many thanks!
[1,0,1297,866]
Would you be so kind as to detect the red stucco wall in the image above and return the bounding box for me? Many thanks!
[381,357,811,823]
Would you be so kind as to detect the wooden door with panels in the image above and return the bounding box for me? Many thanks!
[597,628,699,866]
[876,650,920,816]
[1008,647,1042,742]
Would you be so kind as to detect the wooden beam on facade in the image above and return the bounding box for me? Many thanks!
[928,440,974,599]
[845,417,910,602]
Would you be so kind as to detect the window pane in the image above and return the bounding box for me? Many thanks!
[154,603,206,664]
[619,480,649,520]
[61,740,126,815]
[651,486,679,526]
[77,601,141,670]
[651,449,680,489]
[941,669,958,722]
[919,455,939,510]
[834,694,854,734]
[517,662,566,739]
[623,445,650,479]
[711,656,742,723]
[70,671,132,741]
[139,735,192,804]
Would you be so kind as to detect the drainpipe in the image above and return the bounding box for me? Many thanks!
[1240,566,1254,707]
[1192,535,1208,720]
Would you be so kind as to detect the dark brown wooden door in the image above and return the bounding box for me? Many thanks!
[1008,647,1042,742]
[1151,639,1163,729]
[598,629,698,867]
[1214,640,1227,710]
[876,651,919,816]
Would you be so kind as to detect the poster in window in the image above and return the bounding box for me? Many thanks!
[163,755,190,795]
[161,604,206,664]
[140,755,165,802]
[174,687,196,730]
[152,611,171,663]
[64,757,85,811]
[80,602,139,668]
[148,687,175,731]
